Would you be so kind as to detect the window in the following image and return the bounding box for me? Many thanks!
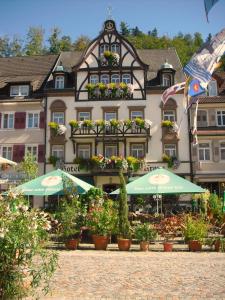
[197,110,207,127]
[217,111,225,126]
[111,43,120,54]
[131,111,143,120]
[100,74,110,84]
[2,146,12,160]
[198,143,211,161]
[131,144,145,158]
[208,80,217,96]
[90,75,99,84]
[77,144,91,159]
[111,74,120,83]
[55,76,64,89]
[163,110,176,122]
[27,113,39,128]
[164,144,177,157]
[78,112,91,121]
[162,74,171,87]
[10,85,29,97]
[122,74,131,84]
[100,44,109,55]
[52,145,64,159]
[26,145,38,161]
[52,112,64,124]
[3,113,14,129]
[105,111,117,121]
[220,143,225,160]
[105,145,117,158]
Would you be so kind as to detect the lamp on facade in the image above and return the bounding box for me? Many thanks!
[153,194,162,214]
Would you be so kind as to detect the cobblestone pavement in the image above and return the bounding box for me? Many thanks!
[39,243,225,300]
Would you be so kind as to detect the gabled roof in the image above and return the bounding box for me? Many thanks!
[0,55,58,92]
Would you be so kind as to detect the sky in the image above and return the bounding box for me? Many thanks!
[0,0,225,42]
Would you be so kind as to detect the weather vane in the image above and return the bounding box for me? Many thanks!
[107,5,113,20]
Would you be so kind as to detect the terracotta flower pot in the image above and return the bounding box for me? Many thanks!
[163,242,173,252]
[189,240,202,251]
[65,239,79,250]
[92,235,109,250]
[140,241,149,251]
[117,238,131,251]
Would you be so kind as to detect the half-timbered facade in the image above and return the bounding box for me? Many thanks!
[45,19,189,199]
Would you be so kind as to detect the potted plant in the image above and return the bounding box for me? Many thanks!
[157,216,182,252]
[56,197,85,250]
[183,215,208,251]
[48,121,59,135]
[161,120,174,128]
[86,199,117,250]
[117,170,132,251]
[134,223,157,251]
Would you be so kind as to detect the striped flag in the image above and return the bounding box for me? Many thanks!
[161,82,186,105]
[184,28,225,86]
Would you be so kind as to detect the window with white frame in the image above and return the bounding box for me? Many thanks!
[217,111,225,126]
[52,145,64,159]
[78,112,91,121]
[100,74,110,84]
[105,144,117,158]
[90,74,99,84]
[198,143,211,161]
[2,146,12,160]
[164,144,177,157]
[131,111,143,120]
[162,74,171,87]
[27,113,39,128]
[26,145,38,161]
[111,74,120,83]
[52,112,64,124]
[100,44,109,55]
[111,43,120,54]
[131,144,145,158]
[77,144,91,159]
[104,111,117,121]
[220,142,225,160]
[55,76,64,89]
[163,110,176,122]
[10,85,29,97]
[208,80,218,96]
[3,113,14,129]
[122,74,131,84]
[197,110,208,127]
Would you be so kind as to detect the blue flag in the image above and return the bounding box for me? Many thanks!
[188,79,206,97]
[204,0,219,22]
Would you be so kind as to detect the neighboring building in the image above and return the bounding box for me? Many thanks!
[0,54,57,206]
[45,20,189,209]
[190,72,225,196]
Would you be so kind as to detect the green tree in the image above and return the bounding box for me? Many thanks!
[25,26,44,56]
[48,27,61,54]
[10,35,23,56]
[73,35,90,51]
[60,35,73,51]
[0,36,10,57]
[193,32,204,48]
[131,26,143,37]
[118,170,130,238]
[120,21,130,36]
[18,152,38,182]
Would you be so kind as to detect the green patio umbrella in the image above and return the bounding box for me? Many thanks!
[10,169,94,196]
[111,168,205,195]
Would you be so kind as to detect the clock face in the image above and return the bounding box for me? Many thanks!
[105,21,114,31]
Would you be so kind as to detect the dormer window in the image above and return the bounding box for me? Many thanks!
[100,44,109,55]
[100,74,110,84]
[122,74,131,84]
[111,43,120,54]
[162,74,171,87]
[208,80,217,96]
[90,75,99,84]
[55,76,64,89]
[111,74,120,83]
[10,85,29,97]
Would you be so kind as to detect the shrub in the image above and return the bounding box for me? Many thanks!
[182,215,209,242]
[134,223,157,242]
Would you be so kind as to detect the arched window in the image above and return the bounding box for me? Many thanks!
[111,43,120,54]
[90,74,99,84]
[55,76,64,89]
[100,74,110,84]
[100,44,109,55]
[162,74,171,87]
[111,74,120,83]
[122,74,131,84]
